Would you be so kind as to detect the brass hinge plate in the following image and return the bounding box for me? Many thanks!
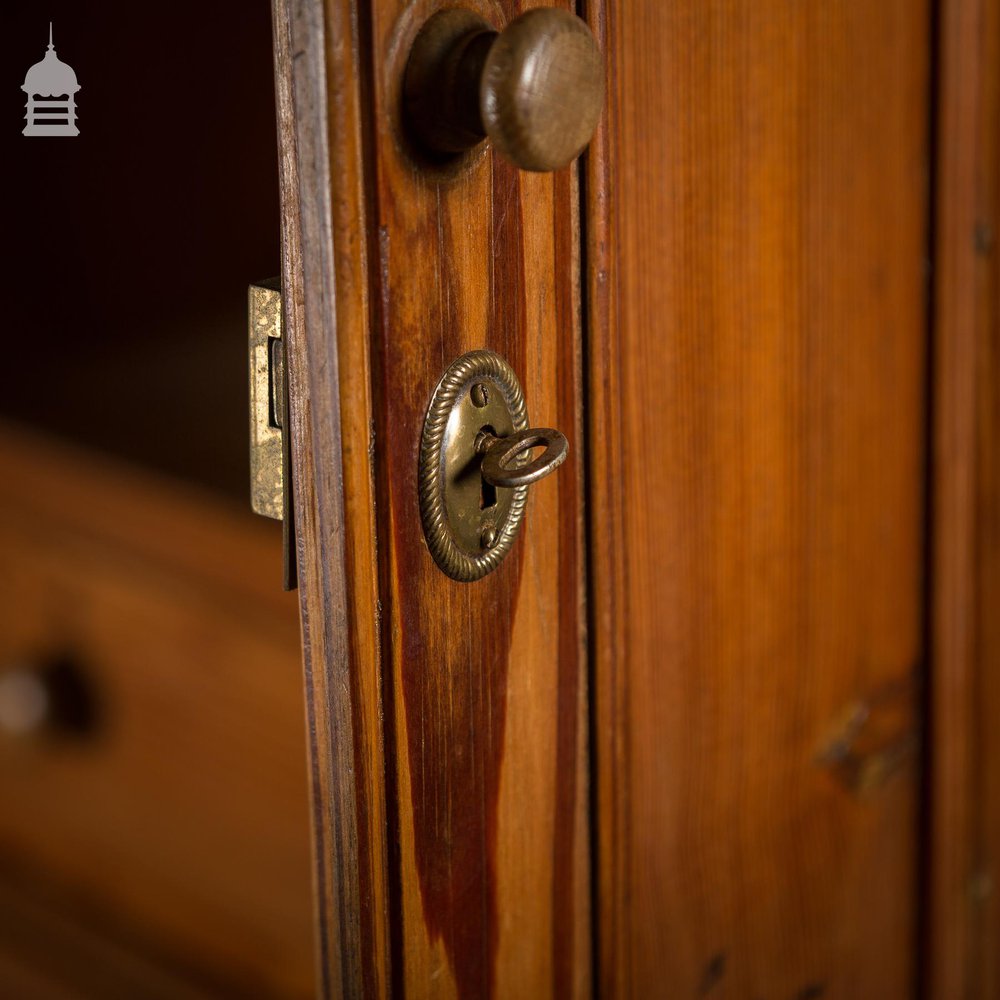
[248,279,296,590]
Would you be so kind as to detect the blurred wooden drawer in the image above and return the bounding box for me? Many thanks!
[0,425,314,998]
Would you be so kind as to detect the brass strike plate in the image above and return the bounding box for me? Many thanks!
[249,280,284,520]
[248,278,296,590]
[419,350,530,582]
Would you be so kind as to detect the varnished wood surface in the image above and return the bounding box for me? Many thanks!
[272,1,391,996]
[928,0,1000,993]
[367,1,590,996]
[586,2,930,995]
[0,425,313,998]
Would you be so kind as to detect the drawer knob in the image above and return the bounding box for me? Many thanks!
[0,657,98,739]
[404,8,604,172]
[0,667,49,737]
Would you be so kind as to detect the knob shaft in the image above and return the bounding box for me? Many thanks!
[404,8,605,172]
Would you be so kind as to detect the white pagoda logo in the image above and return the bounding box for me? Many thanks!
[22,24,80,137]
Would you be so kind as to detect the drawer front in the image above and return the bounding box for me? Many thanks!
[0,430,314,999]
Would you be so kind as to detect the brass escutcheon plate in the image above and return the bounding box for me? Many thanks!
[419,350,529,582]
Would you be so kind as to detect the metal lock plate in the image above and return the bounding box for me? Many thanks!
[248,278,296,591]
[249,279,285,521]
[419,350,530,582]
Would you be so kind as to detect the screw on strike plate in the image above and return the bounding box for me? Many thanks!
[480,524,498,549]
[471,382,489,407]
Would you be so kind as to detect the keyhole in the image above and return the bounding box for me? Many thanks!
[481,478,497,511]
[479,425,498,510]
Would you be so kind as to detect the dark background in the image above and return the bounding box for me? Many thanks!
[2,2,281,498]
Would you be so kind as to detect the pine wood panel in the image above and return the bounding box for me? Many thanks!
[586,2,930,995]
[929,0,1000,993]
[366,2,590,997]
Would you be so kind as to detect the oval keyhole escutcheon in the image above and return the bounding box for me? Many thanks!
[419,350,568,582]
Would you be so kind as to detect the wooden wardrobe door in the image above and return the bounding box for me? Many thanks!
[276,0,937,997]
[273,1,588,997]
[586,2,930,996]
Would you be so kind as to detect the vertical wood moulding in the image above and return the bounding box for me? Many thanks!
[579,1,626,997]
[929,0,1000,994]
[271,1,390,998]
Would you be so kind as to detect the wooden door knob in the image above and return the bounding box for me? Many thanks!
[404,8,605,172]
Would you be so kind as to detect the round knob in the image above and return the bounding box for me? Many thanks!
[0,656,99,739]
[0,666,50,737]
[404,8,605,172]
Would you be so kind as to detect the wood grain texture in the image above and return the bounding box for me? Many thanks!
[0,425,313,998]
[368,2,590,997]
[585,2,931,996]
[271,1,390,997]
[928,0,1000,993]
